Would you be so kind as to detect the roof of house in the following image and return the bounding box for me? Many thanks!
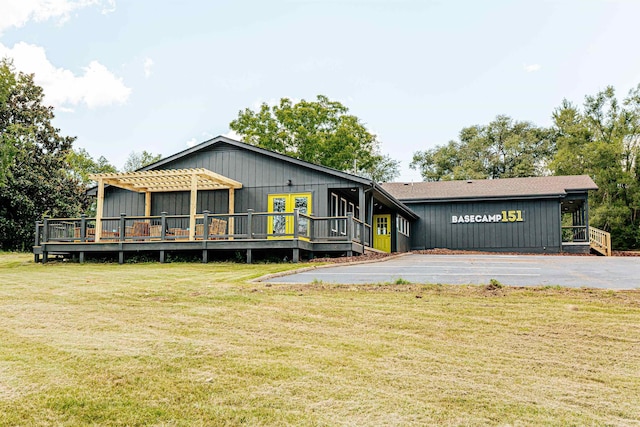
[88,135,418,219]
[381,175,598,202]
[145,135,376,186]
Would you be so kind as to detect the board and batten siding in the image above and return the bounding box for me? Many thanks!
[407,198,561,253]
[102,143,361,218]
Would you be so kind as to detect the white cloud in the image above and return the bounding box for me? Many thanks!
[143,57,153,78]
[0,0,115,34]
[523,63,541,73]
[222,130,243,142]
[186,132,215,147]
[0,42,131,109]
[100,0,116,14]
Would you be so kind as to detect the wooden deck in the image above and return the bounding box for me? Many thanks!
[33,210,372,263]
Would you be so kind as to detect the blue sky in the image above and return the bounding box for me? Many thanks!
[2,0,640,181]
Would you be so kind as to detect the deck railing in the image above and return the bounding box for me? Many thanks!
[561,225,588,243]
[589,226,612,256]
[36,210,372,246]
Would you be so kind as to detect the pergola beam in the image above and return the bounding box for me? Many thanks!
[90,168,242,194]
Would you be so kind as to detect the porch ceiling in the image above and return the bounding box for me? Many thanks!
[89,168,242,193]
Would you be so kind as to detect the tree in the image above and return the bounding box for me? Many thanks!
[0,58,86,251]
[229,95,400,180]
[411,115,555,181]
[0,61,17,186]
[123,150,162,172]
[66,148,117,187]
[361,153,401,182]
[550,86,640,249]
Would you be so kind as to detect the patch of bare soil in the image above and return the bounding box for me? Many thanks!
[613,250,640,257]
[414,248,596,256]
[308,252,396,264]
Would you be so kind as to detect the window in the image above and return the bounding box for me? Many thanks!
[397,215,410,237]
[330,193,339,234]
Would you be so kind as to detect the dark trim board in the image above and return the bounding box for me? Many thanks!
[33,239,364,264]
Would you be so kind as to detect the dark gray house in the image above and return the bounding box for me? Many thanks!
[34,136,417,263]
[382,175,598,254]
[34,137,602,262]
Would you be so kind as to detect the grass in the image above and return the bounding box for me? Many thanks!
[1,253,639,425]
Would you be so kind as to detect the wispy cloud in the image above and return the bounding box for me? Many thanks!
[222,130,243,142]
[101,0,117,14]
[0,0,115,34]
[186,132,215,147]
[0,42,131,109]
[143,57,154,78]
[523,63,541,73]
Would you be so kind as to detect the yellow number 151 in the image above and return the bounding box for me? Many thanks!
[501,210,523,222]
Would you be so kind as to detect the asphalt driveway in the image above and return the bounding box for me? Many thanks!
[265,254,640,290]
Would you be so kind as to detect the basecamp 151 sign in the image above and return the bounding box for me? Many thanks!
[451,210,524,224]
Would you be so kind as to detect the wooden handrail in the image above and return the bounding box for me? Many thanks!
[589,226,612,256]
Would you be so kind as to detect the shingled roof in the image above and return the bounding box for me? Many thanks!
[381,175,598,202]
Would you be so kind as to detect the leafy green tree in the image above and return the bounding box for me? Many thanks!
[361,153,400,182]
[0,58,86,251]
[550,86,640,249]
[0,61,17,186]
[230,95,399,180]
[123,150,162,172]
[67,148,117,187]
[411,115,554,181]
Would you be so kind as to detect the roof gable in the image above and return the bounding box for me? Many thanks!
[144,135,374,186]
[382,175,598,202]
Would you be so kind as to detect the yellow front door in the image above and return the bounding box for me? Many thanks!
[373,214,391,253]
[268,193,312,238]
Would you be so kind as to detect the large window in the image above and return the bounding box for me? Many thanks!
[397,215,410,237]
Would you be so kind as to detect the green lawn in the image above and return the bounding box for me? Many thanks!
[1,253,639,426]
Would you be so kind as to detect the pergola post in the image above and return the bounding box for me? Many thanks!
[228,188,235,240]
[189,173,197,241]
[95,177,104,242]
[145,191,151,216]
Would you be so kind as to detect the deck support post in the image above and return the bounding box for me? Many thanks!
[246,249,252,264]
[160,212,167,240]
[202,249,208,263]
[118,251,124,264]
[293,208,300,239]
[119,213,126,241]
[346,212,354,241]
[292,248,299,263]
[79,252,85,264]
[159,250,165,263]
[202,210,210,240]
[42,217,49,244]
[80,214,87,242]
[247,209,253,239]
[34,221,42,263]
[41,217,49,264]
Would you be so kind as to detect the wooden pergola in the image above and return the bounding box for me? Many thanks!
[89,168,243,242]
